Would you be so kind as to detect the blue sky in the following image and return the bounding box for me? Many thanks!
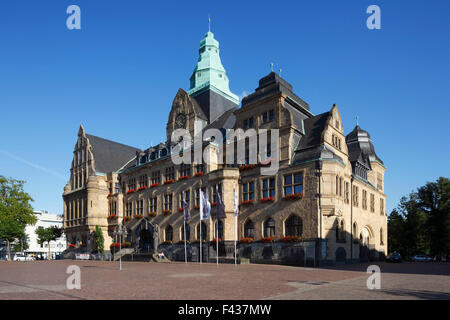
[0,0,449,215]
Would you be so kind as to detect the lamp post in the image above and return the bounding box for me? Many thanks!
[113,224,127,271]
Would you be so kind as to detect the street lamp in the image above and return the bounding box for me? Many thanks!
[113,224,127,271]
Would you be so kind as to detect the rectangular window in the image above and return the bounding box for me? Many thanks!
[243,181,254,201]
[109,183,113,194]
[136,199,143,215]
[269,109,274,121]
[139,174,148,188]
[127,178,136,191]
[362,190,368,210]
[126,202,132,217]
[377,173,383,190]
[151,171,161,185]
[195,163,205,174]
[345,182,350,204]
[370,193,375,212]
[115,182,120,194]
[164,194,173,211]
[353,186,359,207]
[262,177,275,198]
[243,117,254,129]
[165,167,175,182]
[243,119,248,130]
[179,164,191,178]
[380,198,385,215]
[262,112,268,123]
[149,197,157,213]
[284,172,303,196]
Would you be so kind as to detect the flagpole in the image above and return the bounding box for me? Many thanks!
[216,219,219,267]
[184,217,187,264]
[199,213,202,265]
[234,214,237,267]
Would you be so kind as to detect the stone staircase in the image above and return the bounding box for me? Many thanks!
[113,248,135,261]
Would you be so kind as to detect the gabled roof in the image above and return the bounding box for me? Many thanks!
[296,111,330,150]
[86,134,141,174]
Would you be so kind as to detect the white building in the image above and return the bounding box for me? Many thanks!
[25,210,67,259]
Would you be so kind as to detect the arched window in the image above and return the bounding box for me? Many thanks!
[285,215,303,237]
[182,224,190,241]
[214,220,224,239]
[336,219,345,242]
[196,222,207,240]
[244,220,255,238]
[165,225,173,242]
[264,218,275,237]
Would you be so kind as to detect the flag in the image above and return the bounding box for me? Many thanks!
[216,186,226,220]
[183,200,190,222]
[200,190,211,221]
[233,184,239,217]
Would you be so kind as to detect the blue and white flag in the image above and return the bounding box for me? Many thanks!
[200,190,211,221]
[182,200,190,222]
[216,186,226,220]
[233,183,239,217]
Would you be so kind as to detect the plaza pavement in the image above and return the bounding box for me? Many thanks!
[0,260,448,300]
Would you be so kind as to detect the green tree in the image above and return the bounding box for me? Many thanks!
[93,225,104,254]
[35,225,63,260]
[0,176,36,261]
[12,233,30,253]
[388,177,450,259]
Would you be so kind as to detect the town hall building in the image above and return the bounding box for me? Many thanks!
[62,26,387,265]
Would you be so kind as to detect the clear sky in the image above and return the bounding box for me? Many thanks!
[0,0,449,215]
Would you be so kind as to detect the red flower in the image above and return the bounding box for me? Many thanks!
[107,214,117,220]
[240,199,254,205]
[260,237,274,243]
[162,209,171,216]
[148,212,157,217]
[281,235,302,243]
[239,237,254,244]
[133,214,143,219]
[261,197,275,203]
[211,238,222,243]
[284,193,303,201]
[138,186,147,191]
[178,175,189,181]
[126,189,135,194]
[150,183,160,188]
[194,172,204,177]
[211,202,217,207]
[178,208,183,212]
[164,179,175,185]
[193,205,200,210]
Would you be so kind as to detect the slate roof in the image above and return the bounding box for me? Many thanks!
[86,134,141,174]
[292,111,344,165]
[346,125,383,165]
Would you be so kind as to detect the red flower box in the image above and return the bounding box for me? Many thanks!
[261,197,275,203]
[164,179,175,185]
[107,193,113,197]
[162,209,171,216]
[133,214,143,219]
[211,238,222,243]
[138,186,147,191]
[178,207,183,212]
[123,216,131,222]
[148,212,157,217]
[193,205,200,210]
[194,172,204,177]
[281,235,302,243]
[239,237,254,244]
[178,175,189,181]
[126,189,135,194]
[239,164,257,171]
[283,193,303,201]
[150,183,160,188]
[107,214,117,220]
[260,236,274,243]
[240,199,254,205]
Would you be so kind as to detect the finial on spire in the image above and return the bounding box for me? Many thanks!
[208,15,211,32]
[279,68,282,76]
[356,116,359,126]
[270,62,274,72]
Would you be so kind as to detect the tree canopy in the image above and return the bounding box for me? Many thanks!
[0,175,36,260]
[388,177,450,259]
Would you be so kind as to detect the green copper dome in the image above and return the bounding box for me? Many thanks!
[188,30,239,105]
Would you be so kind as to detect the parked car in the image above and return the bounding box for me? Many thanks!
[386,252,402,263]
[13,253,35,261]
[412,254,433,262]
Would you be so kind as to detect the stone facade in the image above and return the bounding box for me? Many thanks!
[62,28,387,265]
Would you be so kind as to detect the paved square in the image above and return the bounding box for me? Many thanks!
[0,260,448,300]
